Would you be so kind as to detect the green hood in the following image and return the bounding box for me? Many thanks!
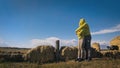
[79,18,86,26]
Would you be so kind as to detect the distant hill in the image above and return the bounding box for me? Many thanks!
[0,47,30,54]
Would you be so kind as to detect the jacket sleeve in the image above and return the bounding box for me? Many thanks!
[75,27,80,32]
[79,23,87,29]
[76,23,86,32]
[77,30,84,39]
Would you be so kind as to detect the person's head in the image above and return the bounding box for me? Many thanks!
[79,18,86,26]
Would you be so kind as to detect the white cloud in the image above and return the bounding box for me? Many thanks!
[0,37,77,48]
[31,37,77,48]
[30,38,110,49]
[91,24,120,35]
[0,39,28,48]
[92,40,109,45]
[92,40,109,49]
[0,39,9,47]
[60,39,77,46]
[0,37,110,49]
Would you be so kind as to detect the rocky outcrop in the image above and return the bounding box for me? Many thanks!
[91,42,100,51]
[110,36,120,50]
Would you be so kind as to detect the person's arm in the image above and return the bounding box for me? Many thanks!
[76,23,86,32]
[77,29,84,39]
[76,23,87,33]
[75,27,80,32]
[75,27,81,35]
[79,23,87,29]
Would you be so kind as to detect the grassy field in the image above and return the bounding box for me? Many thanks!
[0,58,120,68]
[0,47,120,68]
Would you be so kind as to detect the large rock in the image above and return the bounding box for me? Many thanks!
[91,42,100,51]
[60,46,78,61]
[110,36,120,50]
[23,45,55,63]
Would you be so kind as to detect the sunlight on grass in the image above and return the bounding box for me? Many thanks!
[1,59,119,68]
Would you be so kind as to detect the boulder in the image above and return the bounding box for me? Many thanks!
[110,36,120,50]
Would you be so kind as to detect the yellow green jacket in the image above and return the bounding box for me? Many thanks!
[75,18,91,39]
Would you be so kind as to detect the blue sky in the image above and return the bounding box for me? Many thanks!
[0,0,120,48]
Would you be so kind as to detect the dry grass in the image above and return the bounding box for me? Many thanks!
[41,58,120,68]
[0,59,120,68]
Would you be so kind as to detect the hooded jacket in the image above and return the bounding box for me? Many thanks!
[75,18,91,39]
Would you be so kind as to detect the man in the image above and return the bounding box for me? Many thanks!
[75,18,91,62]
